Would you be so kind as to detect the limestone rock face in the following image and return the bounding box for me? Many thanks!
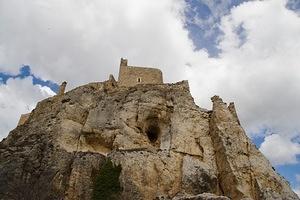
[210,96,298,200]
[0,80,298,200]
[172,193,230,200]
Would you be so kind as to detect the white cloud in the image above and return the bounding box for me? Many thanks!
[0,0,300,166]
[187,0,300,165]
[38,84,56,97]
[0,0,192,87]
[259,134,300,165]
[188,0,300,135]
[0,77,54,140]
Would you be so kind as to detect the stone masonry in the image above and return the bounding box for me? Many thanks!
[118,58,163,87]
[17,113,30,126]
[58,81,67,96]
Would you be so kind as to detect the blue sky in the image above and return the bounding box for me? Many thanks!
[185,0,300,57]
[184,0,249,56]
[0,65,59,92]
[0,0,300,195]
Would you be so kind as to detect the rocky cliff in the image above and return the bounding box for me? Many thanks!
[0,79,298,200]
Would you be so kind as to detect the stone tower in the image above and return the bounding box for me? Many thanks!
[118,58,163,87]
[58,81,67,95]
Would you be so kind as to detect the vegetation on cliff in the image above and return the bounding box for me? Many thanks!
[92,158,122,200]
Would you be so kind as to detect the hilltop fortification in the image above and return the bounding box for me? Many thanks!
[1,60,298,200]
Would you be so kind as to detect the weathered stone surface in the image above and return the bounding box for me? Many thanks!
[17,113,31,126]
[172,193,230,200]
[111,151,182,200]
[0,79,298,200]
[181,155,218,195]
[210,95,299,200]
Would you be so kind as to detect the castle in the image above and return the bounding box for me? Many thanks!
[6,59,299,200]
[17,58,163,126]
[118,58,163,87]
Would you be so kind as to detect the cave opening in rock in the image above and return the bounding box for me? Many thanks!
[146,124,160,143]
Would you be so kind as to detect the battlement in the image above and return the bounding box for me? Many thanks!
[118,58,163,87]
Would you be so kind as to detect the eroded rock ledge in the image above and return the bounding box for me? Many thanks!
[0,80,298,200]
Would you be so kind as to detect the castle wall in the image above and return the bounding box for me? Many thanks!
[118,65,163,87]
[17,113,30,126]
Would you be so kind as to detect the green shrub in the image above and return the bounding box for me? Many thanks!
[92,158,122,200]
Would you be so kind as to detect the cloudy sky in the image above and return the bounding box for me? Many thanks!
[0,0,300,196]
